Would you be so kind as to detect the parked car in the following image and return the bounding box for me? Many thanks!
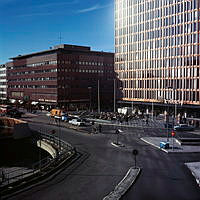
[68,118,85,126]
[174,124,194,131]
[7,109,23,118]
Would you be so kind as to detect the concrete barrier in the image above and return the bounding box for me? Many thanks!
[0,117,31,139]
[37,140,57,159]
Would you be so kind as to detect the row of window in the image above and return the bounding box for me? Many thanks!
[116,9,199,27]
[123,89,200,102]
[116,10,199,31]
[116,0,198,16]
[116,57,200,71]
[117,67,200,79]
[115,21,199,40]
[9,85,56,89]
[11,60,113,70]
[57,68,107,74]
[11,60,57,69]
[116,48,200,62]
[9,68,57,76]
[0,70,6,74]
[9,77,57,82]
[33,93,57,97]
[116,35,199,51]
[0,76,6,80]
[122,78,200,90]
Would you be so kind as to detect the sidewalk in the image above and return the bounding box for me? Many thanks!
[185,162,200,186]
[141,137,200,153]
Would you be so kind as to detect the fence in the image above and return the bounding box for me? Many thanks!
[0,132,75,187]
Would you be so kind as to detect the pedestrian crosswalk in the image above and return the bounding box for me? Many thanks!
[109,118,165,129]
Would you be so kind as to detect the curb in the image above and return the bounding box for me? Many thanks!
[185,163,200,187]
[111,142,125,148]
[141,137,200,154]
[103,167,141,200]
[140,138,169,153]
[25,119,91,134]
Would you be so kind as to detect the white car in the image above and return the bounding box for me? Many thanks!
[68,118,85,126]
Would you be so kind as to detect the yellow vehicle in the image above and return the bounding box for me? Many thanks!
[50,109,63,118]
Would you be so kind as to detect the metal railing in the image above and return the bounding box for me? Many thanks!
[0,132,75,187]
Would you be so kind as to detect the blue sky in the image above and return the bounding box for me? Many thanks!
[0,0,114,64]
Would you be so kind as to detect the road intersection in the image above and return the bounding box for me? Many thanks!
[8,111,200,200]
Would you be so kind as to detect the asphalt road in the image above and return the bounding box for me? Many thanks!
[8,113,200,200]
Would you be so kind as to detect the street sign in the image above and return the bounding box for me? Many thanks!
[132,149,138,155]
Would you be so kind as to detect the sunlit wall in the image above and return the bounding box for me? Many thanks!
[115,0,200,105]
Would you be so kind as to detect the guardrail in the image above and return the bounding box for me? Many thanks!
[0,132,75,188]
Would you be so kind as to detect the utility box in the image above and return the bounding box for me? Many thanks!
[160,142,169,149]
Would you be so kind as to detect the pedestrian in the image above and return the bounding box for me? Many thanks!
[98,124,102,133]
[146,118,148,125]
[92,126,96,134]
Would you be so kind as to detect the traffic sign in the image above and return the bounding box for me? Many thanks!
[132,149,138,155]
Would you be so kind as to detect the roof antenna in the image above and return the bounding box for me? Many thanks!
[58,32,63,45]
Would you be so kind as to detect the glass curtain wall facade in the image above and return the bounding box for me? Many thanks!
[115,0,200,106]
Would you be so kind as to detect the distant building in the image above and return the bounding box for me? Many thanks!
[0,64,7,101]
[7,44,115,110]
[115,0,200,109]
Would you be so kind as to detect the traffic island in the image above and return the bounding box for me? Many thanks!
[111,142,125,148]
[103,167,141,200]
[141,137,200,153]
[185,162,200,186]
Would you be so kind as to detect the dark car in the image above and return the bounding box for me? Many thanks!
[7,109,22,118]
[173,124,194,131]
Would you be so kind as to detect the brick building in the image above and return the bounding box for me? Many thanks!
[7,44,115,110]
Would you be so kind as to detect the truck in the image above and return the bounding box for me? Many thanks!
[50,109,65,118]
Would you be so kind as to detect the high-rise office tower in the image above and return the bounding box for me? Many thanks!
[115,0,200,107]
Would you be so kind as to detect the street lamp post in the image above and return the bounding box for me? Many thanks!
[98,80,100,114]
[152,101,154,119]
[88,87,92,112]
[114,79,116,113]
[55,117,61,150]
[168,86,177,125]
[116,129,119,145]
[164,99,170,142]
[132,149,138,169]
[174,88,177,125]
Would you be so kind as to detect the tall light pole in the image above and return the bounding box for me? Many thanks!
[174,88,177,125]
[88,87,92,112]
[168,86,177,125]
[114,79,116,113]
[152,101,154,119]
[98,80,100,113]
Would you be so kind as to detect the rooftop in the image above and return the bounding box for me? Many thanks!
[10,44,113,60]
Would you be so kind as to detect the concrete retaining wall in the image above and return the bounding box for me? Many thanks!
[37,140,57,159]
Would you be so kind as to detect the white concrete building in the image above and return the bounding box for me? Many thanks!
[0,64,7,100]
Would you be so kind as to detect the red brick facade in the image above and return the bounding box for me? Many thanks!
[7,44,115,110]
